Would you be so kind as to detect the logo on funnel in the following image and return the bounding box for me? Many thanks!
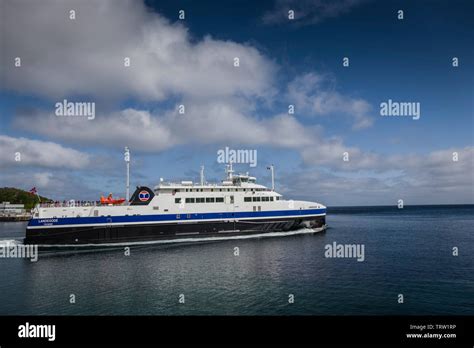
[138,190,150,202]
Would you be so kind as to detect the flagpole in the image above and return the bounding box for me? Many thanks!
[30,187,41,207]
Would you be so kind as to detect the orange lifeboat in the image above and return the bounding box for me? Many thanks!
[100,193,126,205]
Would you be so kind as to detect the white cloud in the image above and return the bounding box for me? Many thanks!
[33,172,53,187]
[0,135,90,169]
[287,73,374,129]
[13,102,316,152]
[4,0,375,155]
[388,147,474,190]
[281,146,474,205]
[4,0,370,128]
[16,107,474,205]
[3,0,276,101]
[300,136,380,169]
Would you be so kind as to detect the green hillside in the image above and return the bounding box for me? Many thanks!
[0,187,52,210]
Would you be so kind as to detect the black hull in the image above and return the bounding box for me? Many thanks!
[24,216,326,245]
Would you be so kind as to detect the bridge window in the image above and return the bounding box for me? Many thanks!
[244,197,251,202]
[185,198,195,203]
[175,198,181,204]
[206,197,215,203]
[216,197,224,203]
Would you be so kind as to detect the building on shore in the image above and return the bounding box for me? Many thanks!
[0,202,26,215]
[0,202,30,221]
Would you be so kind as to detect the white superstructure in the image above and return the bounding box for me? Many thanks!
[33,164,324,220]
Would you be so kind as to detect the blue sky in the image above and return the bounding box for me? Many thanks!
[0,0,473,205]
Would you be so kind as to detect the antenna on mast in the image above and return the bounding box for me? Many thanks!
[200,165,205,186]
[124,147,130,201]
[267,164,274,191]
[227,161,234,180]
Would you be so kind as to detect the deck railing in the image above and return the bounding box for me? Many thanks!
[37,201,102,208]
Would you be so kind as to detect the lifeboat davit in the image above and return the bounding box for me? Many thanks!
[100,193,126,205]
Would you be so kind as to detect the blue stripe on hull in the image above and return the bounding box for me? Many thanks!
[28,208,326,227]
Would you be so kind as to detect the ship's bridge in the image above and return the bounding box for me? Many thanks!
[153,164,278,195]
[153,181,270,192]
[231,173,255,183]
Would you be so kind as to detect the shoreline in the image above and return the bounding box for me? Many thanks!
[0,215,31,222]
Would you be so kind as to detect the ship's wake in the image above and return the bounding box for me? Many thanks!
[0,239,23,247]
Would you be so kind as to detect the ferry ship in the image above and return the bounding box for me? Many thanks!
[25,164,326,245]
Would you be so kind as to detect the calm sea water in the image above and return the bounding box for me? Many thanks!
[0,205,472,315]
